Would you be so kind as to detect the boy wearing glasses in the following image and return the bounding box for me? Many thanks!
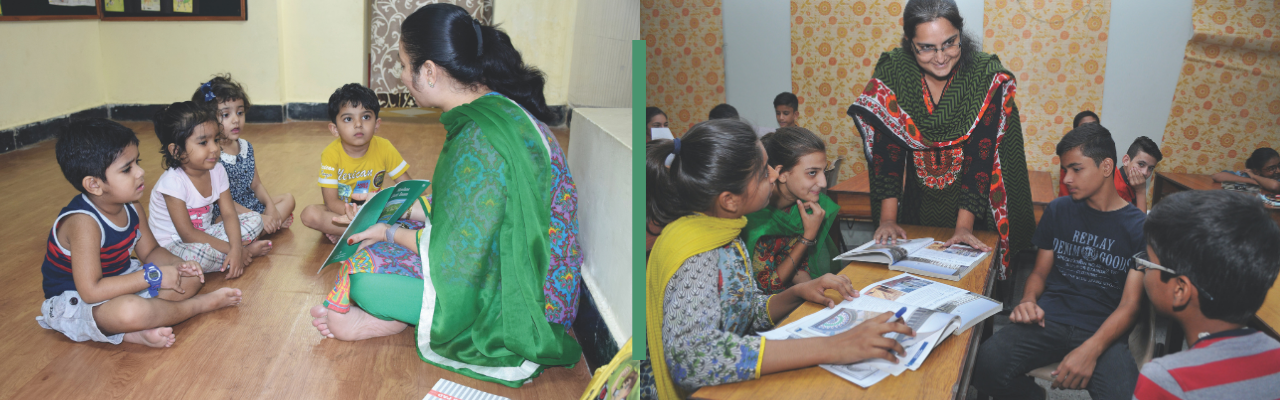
[1133,190,1280,399]
[974,124,1144,399]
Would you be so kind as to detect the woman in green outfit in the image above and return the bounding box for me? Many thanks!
[741,127,840,294]
[309,3,584,387]
[845,0,1033,279]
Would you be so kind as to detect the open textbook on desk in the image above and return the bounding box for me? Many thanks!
[833,237,990,281]
[759,273,1001,387]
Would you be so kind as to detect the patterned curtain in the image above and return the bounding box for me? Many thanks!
[1158,0,1278,174]
[370,0,494,108]
[642,0,726,137]
[984,0,1111,180]
[792,0,907,180]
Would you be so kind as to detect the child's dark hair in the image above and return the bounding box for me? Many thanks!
[1056,123,1116,168]
[1245,147,1279,170]
[56,118,140,194]
[153,101,218,170]
[647,119,766,226]
[1072,110,1099,128]
[708,103,739,120]
[773,92,799,111]
[191,73,251,110]
[646,107,666,124]
[1145,190,1280,324]
[1125,136,1163,163]
[401,3,553,123]
[327,83,381,123]
[761,126,825,172]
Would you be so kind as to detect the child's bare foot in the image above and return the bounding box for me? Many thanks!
[123,327,176,348]
[281,214,294,229]
[195,287,243,312]
[325,233,340,244]
[310,304,406,341]
[246,240,272,257]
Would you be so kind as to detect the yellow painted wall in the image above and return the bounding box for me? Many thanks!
[0,1,577,132]
[280,0,366,103]
[99,0,285,105]
[493,0,578,106]
[0,20,107,130]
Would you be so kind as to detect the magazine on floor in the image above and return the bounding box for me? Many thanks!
[318,179,430,273]
[423,378,509,400]
[833,237,991,281]
[758,273,1001,387]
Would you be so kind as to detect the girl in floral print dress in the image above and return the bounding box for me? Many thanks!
[642,119,916,399]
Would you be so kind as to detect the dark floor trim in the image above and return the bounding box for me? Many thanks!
[573,280,621,373]
[0,106,110,153]
[286,102,328,121]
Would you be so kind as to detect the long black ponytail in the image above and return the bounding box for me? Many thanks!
[401,3,554,123]
[647,119,766,226]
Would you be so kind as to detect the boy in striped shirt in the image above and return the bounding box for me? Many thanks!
[1134,190,1280,399]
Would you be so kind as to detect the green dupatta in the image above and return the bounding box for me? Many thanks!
[417,94,580,387]
[741,193,840,281]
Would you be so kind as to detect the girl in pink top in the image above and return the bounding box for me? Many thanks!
[147,102,270,279]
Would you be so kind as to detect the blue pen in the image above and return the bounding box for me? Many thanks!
[907,342,929,367]
[887,307,907,323]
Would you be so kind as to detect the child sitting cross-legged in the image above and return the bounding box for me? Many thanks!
[37,118,243,348]
[149,102,270,279]
[1133,190,1280,399]
[300,83,413,243]
[191,74,296,236]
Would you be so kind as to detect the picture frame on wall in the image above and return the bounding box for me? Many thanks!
[141,0,160,12]
[173,0,192,13]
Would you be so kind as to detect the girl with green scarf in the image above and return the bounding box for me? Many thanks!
[641,119,913,399]
[309,4,582,388]
[742,127,840,294]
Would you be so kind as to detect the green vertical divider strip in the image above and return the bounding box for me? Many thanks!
[632,39,647,361]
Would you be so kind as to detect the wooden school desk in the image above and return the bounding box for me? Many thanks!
[691,225,1000,400]
[827,171,1056,224]
[1149,172,1280,226]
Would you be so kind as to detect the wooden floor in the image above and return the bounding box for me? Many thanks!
[0,120,588,399]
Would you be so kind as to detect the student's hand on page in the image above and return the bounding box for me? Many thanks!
[874,220,907,245]
[1052,345,1100,390]
[798,200,826,240]
[177,260,205,284]
[1009,301,1045,327]
[794,273,859,308]
[827,311,914,364]
[943,227,993,253]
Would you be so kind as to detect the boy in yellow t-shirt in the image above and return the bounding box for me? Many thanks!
[300,83,412,241]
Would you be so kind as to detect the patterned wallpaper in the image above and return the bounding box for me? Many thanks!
[985,0,1111,179]
[369,0,493,108]
[792,0,908,180]
[642,0,726,137]
[1158,0,1279,174]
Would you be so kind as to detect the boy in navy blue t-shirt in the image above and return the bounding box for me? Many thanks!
[973,124,1145,400]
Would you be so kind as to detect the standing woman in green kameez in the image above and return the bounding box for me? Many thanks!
[845,0,1033,279]
[309,3,584,387]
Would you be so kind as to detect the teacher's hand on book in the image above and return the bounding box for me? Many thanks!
[874,220,907,245]
[826,311,915,364]
[1009,301,1045,327]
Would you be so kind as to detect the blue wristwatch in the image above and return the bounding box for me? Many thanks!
[142,263,162,297]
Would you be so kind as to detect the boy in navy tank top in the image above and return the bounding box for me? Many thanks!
[37,118,243,347]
